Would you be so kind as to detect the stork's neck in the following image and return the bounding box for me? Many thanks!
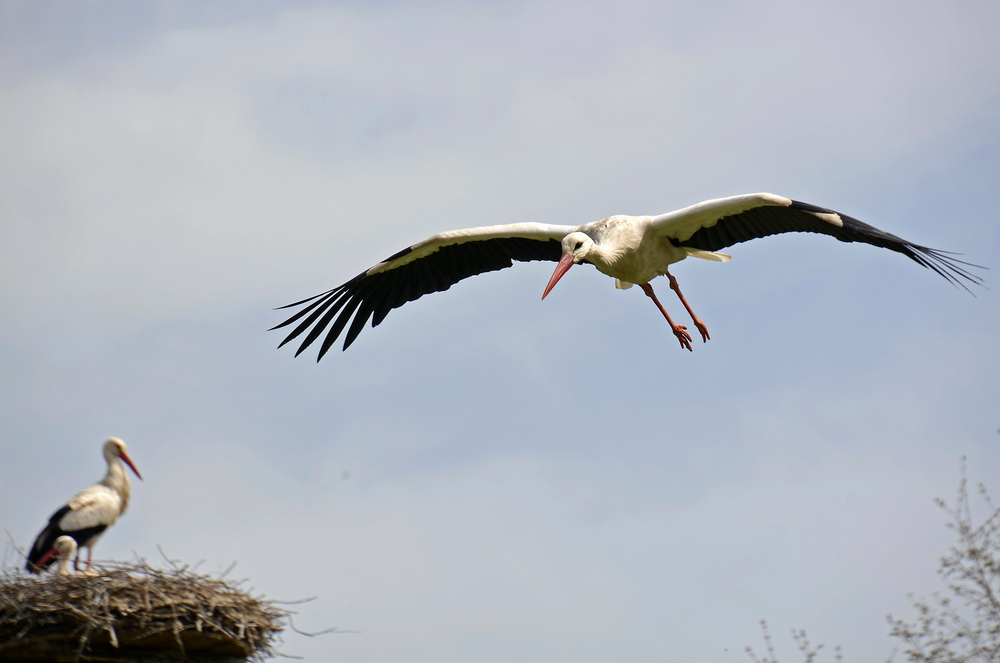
[584,234,632,271]
[581,216,644,269]
[99,457,132,513]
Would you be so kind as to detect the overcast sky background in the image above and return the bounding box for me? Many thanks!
[1,1,998,661]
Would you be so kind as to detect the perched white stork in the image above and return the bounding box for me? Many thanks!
[272,193,981,360]
[32,535,78,575]
[25,438,142,574]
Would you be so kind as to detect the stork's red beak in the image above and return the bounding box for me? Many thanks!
[542,253,575,300]
[121,451,142,480]
[36,547,59,569]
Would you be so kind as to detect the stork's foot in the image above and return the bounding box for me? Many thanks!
[673,324,693,351]
[691,317,710,343]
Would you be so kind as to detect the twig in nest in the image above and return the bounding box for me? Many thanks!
[287,613,362,636]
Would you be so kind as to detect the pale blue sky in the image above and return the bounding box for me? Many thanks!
[1,1,998,661]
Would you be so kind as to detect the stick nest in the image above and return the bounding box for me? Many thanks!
[0,559,286,662]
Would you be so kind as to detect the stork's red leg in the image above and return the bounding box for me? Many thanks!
[640,282,693,351]
[86,547,92,571]
[666,272,709,343]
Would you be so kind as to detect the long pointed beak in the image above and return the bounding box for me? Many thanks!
[120,451,142,480]
[36,547,58,569]
[542,253,575,300]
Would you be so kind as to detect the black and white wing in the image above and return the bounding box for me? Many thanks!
[24,487,119,572]
[272,223,577,360]
[650,193,982,288]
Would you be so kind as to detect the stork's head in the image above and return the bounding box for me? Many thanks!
[34,535,78,571]
[103,437,142,480]
[54,535,77,556]
[542,232,594,299]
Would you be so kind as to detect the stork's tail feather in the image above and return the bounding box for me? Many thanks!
[684,248,732,262]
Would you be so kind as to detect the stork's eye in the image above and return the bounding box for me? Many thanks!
[574,242,583,251]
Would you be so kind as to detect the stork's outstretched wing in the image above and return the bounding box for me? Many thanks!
[272,223,576,360]
[650,193,982,289]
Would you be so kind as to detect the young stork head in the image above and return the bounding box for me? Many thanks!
[103,437,142,480]
[35,535,78,574]
[542,232,595,300]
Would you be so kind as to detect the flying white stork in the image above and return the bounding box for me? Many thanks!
[32,536,78,576]
[25,438,142,574]
[272,193,981,360]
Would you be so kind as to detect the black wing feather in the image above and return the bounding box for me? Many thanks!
[318,291,367,359]
[371,271,404,327]
[673,201,984,290]
[273,237,564,360]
